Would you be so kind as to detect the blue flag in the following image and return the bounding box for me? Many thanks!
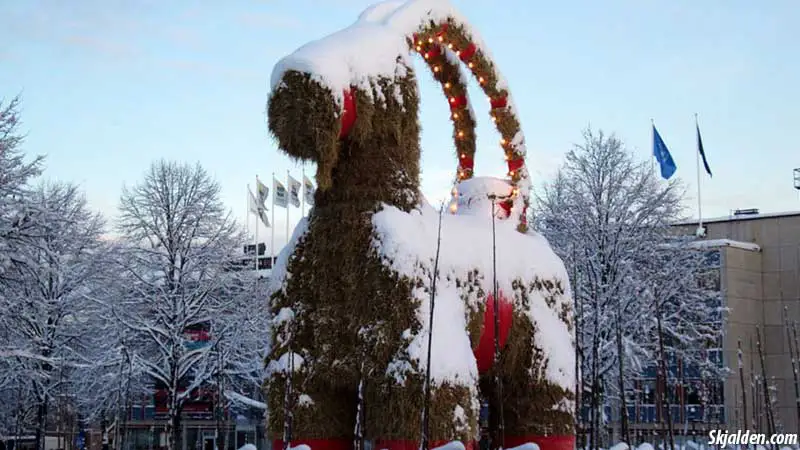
[653,125,677,179]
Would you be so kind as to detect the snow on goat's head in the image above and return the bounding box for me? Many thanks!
[267,6,416,192]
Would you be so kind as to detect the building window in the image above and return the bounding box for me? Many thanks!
[640,379,656,404]
[131,405,142,420]
[697,250,721,292]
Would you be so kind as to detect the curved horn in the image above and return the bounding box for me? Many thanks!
[405,15,531,232]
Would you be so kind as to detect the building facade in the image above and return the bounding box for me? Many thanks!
[674,210,800,434]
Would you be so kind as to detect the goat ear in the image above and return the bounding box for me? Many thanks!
[267,71,339,164]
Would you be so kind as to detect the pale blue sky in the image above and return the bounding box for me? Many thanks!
[2,0,799,248]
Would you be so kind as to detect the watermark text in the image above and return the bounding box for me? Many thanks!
[708,430,798,448]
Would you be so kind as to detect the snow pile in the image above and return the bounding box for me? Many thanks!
[238,444,257,450]
[506,444,540,450]
[372,190,574,393]
[265,348,305,375]
[452,177,513,218]
[432,442,465,450]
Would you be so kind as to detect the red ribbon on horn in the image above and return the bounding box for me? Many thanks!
[490,96,508,109]
[508,157,524,173]
[459,42,477,62]
[459,153,474,171]
[448,95,468,111]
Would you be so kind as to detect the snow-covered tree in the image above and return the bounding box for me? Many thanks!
[0,378,37,447]
[204,274,270,450]
[0,96,44,275]
[635,237,725,450]
[534,127,724,447]
[109,160,245,450]
[0,181,110,450]
[639,236,726,379]
[73,310,151,450]
[0,95,45,445]
[210,274,269,401]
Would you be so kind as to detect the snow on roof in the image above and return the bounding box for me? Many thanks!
[372,196,574,393]
[688,239,761,252]
[270,0,516,115]
[673,210,800,226]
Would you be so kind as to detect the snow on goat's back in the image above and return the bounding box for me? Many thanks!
[372,199,575,391]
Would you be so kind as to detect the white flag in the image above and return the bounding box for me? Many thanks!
[273,178,288,208]
[288,174,301,207]
[303,175,315,205]
[248,187,270,227]
[256,178,269,206]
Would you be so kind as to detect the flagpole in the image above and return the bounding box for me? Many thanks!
[286,169,291,250]
[254,177,260,270]
[650,118,656,174]
[695,113,704,235]
[248,183,256,270]
[271,173,276,269]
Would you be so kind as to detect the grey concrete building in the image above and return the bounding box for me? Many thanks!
[674,209,800,434]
